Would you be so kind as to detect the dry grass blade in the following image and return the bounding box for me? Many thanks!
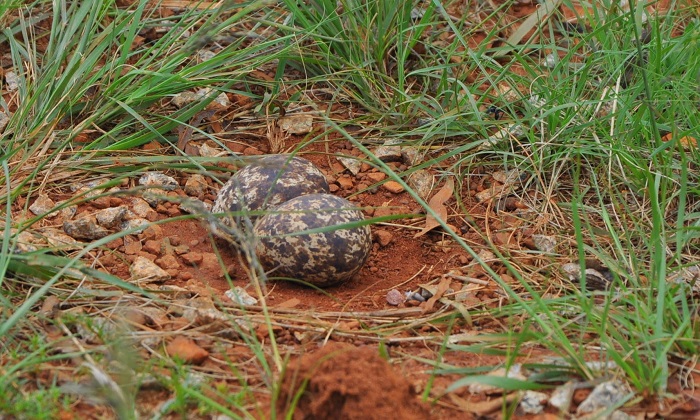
[160,0,222,9]
[493,0,563,57]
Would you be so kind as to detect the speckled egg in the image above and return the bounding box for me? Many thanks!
[253,193,372,287]
[213,155,329,226]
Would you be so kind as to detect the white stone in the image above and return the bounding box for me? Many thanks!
[130,256,170,283]
[374,141,403,162]
[337,156,362,176]
[138,172,178,188]
[5,71,19,91]
[520,390,548,414]
[577,379,632,415]
[0,111,9,132]
[198,50,216,61]
[225,287,257,306]
[549,381,575,411]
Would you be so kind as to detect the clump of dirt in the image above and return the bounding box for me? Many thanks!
[277,342,430,420]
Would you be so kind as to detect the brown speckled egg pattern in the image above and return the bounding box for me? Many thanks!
[213,155,329,226]
[254,193,371,287]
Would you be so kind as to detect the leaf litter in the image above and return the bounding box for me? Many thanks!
[414,177,454,238]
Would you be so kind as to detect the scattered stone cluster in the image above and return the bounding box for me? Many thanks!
[20,171,219,287]
[16,151,404,289]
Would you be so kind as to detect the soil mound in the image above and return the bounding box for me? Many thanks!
[278,342,430,419]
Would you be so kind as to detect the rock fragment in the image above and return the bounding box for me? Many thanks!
[0,111,8,132]
[130,256,171,283]
[382,181,405,194]
[336,176,354,190]
[63,214,110,240]
[225,287,258,306]
[401,146,423,166]
[549,381,575,411]
[5,71,19,91]
[37,228,81,249]
[120,218,150,234]
[29,194,57,217]
[179,197,211,214]
[181,252,203,266]
[139,172,179,206]
[166,337,209,365]
[407,170,433,200]
[95,206,128,229]
[373,229,393,247]
[156,254,180,270]
[520,391,548,414]
[532,234,557,253]
[373,139,404,162]
[366,172,386,183]
[468,365,526,394]
[129,197,156,218]
[386,289,404,306]
[172,88,226,109]
[7,230,39,253]
[198,50,216,61]
[337,156,362,176]
[184,174,208,197]
[279,114,313,134]
[198,142,223,157]
[576,379,632,415]
[561,261,614,291]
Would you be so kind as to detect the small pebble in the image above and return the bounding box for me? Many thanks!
[181,252,203,266]
[373,229,393,247]
[382,181,404,194]
[184,174,208,197]
[142,240,162,255]
[225,287,258,306]
[576,379,631,415]
[366,172,386,183]
[386,289,405,306]
[156,254,180,270]
[520,391,548,414]
[336,176,354,190]
[94,206,128,229]
[138,172,179,188]
[130,255,171,283]
[29,194,57,217]
[407,170,433,200]
[337,156,362,176]
[374,142,403,162]
[179,272,194,281]
[166,337,209,365]
[120,218,150,234]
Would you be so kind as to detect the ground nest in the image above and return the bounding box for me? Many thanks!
[277,342,430,419]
